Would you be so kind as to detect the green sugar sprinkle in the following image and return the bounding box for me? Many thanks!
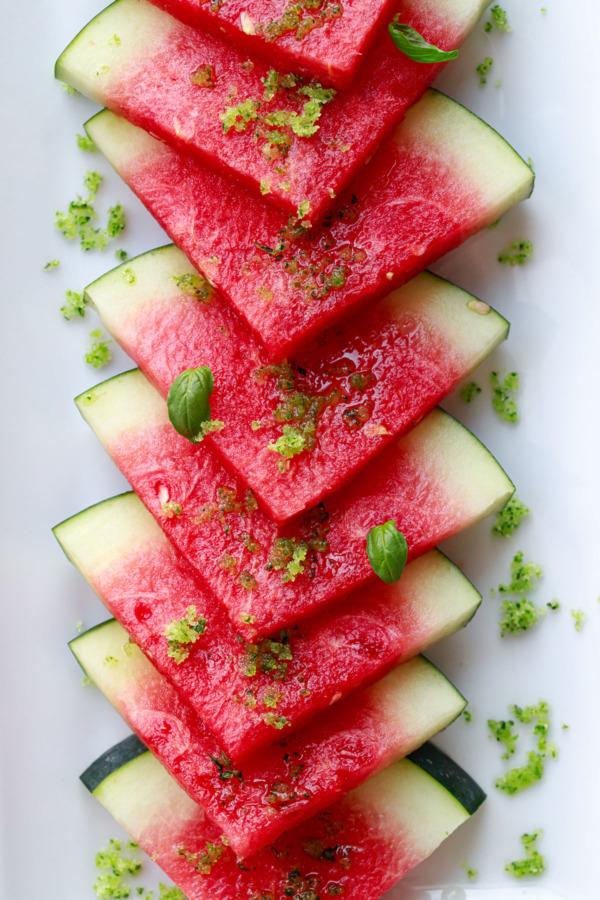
[490,701,557,796]
[60,290,87,320]
[485,5,511,32]
[55,171,127,252]
[492,495,531,538]
[77,132,98,152]
[505,830,546,879]
[476,57,494,85]
[85,329,112,369]
[165,605,207,663]
[460,381,481,403]
[490,370,520,423]
[498,239,534,266]
[571,608,586,631]
[497,552,543,595]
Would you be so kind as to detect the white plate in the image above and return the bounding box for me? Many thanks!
[1,2,599,898]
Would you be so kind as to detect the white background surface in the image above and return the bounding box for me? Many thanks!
[1,2,599,898]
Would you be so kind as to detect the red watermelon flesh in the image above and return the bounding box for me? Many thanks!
[55,490,480,760]
[56,0,486,222]
[85,91,534,358]
[71,619,465,857]
[146,0,396,90]
[83,735,483,899]
[75,370,513,639]
[85,246,509,524]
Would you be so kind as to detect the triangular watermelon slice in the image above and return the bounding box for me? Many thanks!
[76,369,513,638]
[82,733,485,898]
[55,490,480,759]
[72,619,466,856]
[56,0,488,221]
[85,246,509,523]
[85,90,534,357]
[144,0,398,90]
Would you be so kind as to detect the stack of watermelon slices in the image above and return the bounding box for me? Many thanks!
[53,1,533,896]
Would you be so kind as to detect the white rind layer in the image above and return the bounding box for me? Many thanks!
[394,90,534,219]
[54,491,164,580]
[55,0,180,100]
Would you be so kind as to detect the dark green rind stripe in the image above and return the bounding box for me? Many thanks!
[80,734,148,794]
[69,618,117,654]
[407,741,486,815]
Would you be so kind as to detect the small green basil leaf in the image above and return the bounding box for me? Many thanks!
[388,20,459,64]
[167,366,214,444]
[366,520,408,585]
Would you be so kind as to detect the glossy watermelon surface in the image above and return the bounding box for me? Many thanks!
[72,619,465,857]
[57,0,486,220]
[56,490,480,759]
[76,370,513,638]
[86,90,534,358]
[148,0,395,89]
[86,246,508,523]
[84,736,484,899]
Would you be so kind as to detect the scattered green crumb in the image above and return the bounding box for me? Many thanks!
[61,289,87,320]
[495,749,545,795]
[240,612,256,625]
[85,329,113,369]
[499,597,544,636]
[561,723,569,730]
[251,420,262,431]
[267,537,309,583]
[492,495,530,538]
[116,249,129,261]
[297,199,311,220]
[462,709,473,723]
[62,83,78,95]
[165,605,207,663]
[43,259,60,271]
[106,204,126,239]
[269,424,306,459]
[208,751,243,783]
[55,171,126,251]
[498,240,534,266]
[263,713,292,729]
[93,839,182,899]
[77,132,98,152]
[476,57,494,84]
[75,620,84,633]
[490,370,520,423]
[488,718,519,758]
[460,381,481,403]
[547,599,560,611]
[260,180,272,195]
[81,675,95,687]
[161,501,182,519]
[497,551,543,595]
[571,608,586,631]
[122,267,136,284]
[461,862,478,881]
[485,5,511,32]
[492,701,556,795]
[505,830,546,878]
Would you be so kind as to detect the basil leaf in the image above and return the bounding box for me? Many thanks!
[167,366,214,444]
[388,20,459,64]
[366,520,408,585]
